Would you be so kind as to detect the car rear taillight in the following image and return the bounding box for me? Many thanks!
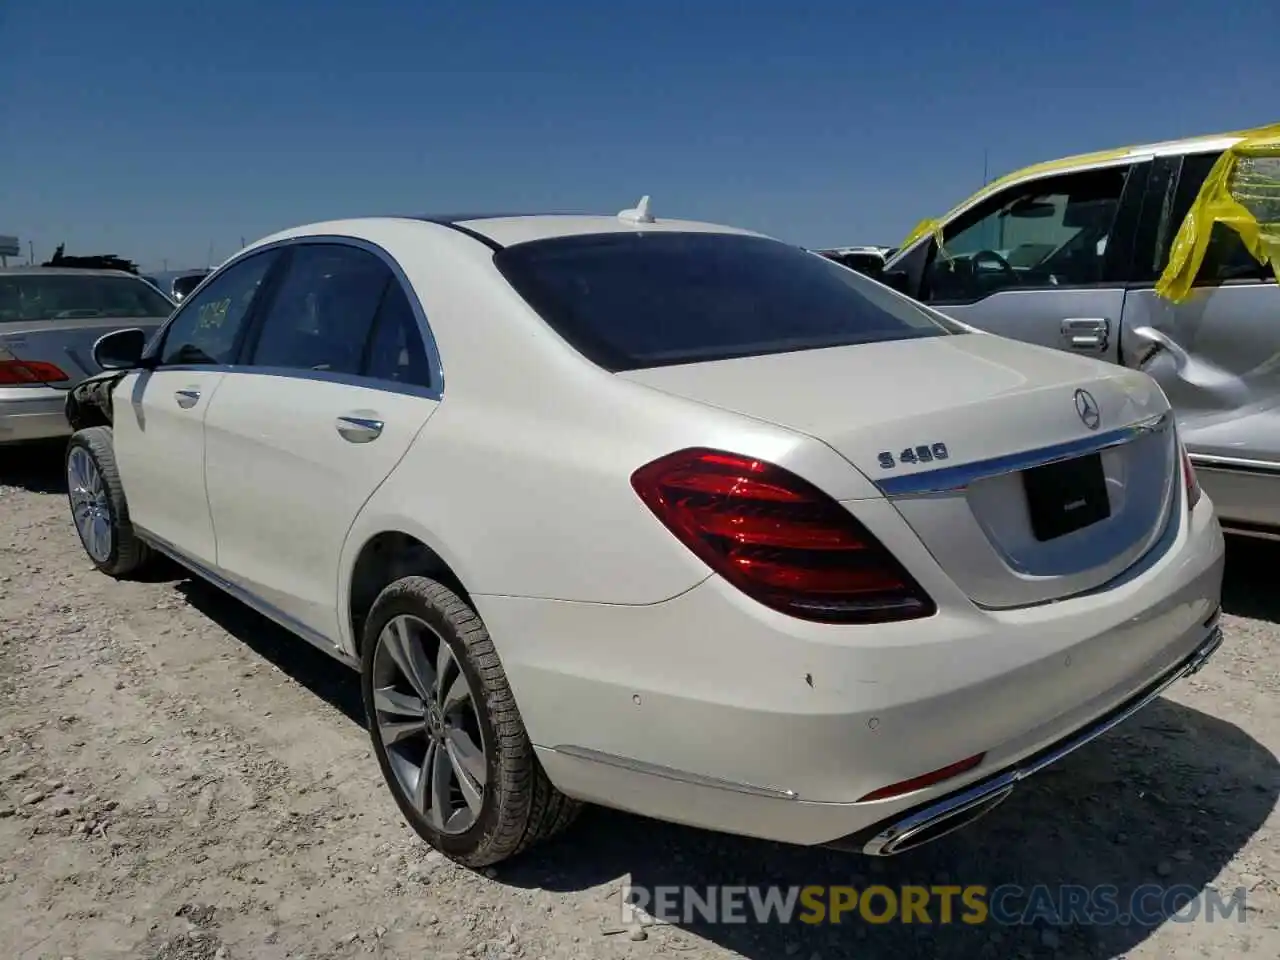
[0,359,70,385]
[630,448,936,624]
[1181,443,1201,510]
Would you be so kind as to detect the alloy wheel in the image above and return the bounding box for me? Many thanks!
[68,447,113,563]
[372,614,488,834]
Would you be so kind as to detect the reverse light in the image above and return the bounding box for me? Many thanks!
[630,448,936,624]
[0,359,70,385]
[858,752,986,803]
[1180,442,1201,510]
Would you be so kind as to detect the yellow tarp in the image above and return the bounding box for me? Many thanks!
[1155,123,1280,302]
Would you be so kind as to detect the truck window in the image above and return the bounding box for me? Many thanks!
[1164,152,1275,286]
[922,166,1129,304]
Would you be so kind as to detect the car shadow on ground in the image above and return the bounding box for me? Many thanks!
[499,698,1275,959]
[0,438,68,493]
[1222,533,1280,623]
[166,563,1277,960]
[173,576,365,724]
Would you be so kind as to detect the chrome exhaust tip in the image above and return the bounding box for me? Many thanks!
[862,777,1015,856]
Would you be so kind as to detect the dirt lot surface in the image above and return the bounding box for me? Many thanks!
[1,441,1277,960]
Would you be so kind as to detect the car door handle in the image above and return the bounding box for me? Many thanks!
[174,388,201,408]
[1061,317,1110,350]
[336,415,384,443]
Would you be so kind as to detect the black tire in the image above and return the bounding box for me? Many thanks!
[65,426,152,578]
[360,575,581,867]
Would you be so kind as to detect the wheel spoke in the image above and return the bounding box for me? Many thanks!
[380,618,435,699]
[445,727,486,786]
[374,686,425,717]
[427,739,452,830]
[440,671,471,715]
[380,719,428,745]
[92,515,112,559]
[434,640,455,702]
[446,736,484,813]
[413,741,435,812]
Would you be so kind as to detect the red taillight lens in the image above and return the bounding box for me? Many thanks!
[0,359,70,384]
[1181,443,1201,510]
[631,448,936,624]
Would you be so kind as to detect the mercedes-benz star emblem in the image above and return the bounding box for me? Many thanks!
[1074,388,1101,431]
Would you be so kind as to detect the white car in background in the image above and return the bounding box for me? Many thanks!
[63,202,1224,866]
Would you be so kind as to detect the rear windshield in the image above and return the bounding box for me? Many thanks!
[0,273,174,323]
[494,232,958,371]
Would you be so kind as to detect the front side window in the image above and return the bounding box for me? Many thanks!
[923,167,1129,303]
[0,272,174,323]
[247,244,391,375]
[157,251,279,366]
[495,232,958,372]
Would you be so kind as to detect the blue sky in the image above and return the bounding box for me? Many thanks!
[0,1,1274,272]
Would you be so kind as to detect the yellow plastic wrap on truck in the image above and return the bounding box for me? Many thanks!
[1156,123,1280,302]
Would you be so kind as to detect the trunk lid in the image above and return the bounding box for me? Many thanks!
[0,316,165,387]
[619,333,1179,609]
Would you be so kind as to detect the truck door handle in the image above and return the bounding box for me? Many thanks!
[174,388,201,408]
[1061,317,1110,351]
[336,415,384,443]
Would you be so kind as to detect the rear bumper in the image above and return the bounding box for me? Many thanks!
[0,386,71,443]
[478,497,1225,849]
[838,620,1224,855]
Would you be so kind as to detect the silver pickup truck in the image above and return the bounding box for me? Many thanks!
[879,123,1280,540]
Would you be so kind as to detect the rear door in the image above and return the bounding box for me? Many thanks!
[900,161,1148,362]
[1119,149,1280,528]
[202,241,441,643]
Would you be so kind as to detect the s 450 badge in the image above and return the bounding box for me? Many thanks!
[878,443,949,470]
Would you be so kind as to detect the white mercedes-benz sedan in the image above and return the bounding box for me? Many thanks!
[62,203,1225,867]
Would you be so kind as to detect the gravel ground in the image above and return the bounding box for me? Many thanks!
[1,440,1277,960]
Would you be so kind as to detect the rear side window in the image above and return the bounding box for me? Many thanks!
[363,281,434,387]
[0,273,174,323]
[494,232,957,371]
[1166,152,1276,286]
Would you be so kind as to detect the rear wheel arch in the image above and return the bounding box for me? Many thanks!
[347,530,474,656]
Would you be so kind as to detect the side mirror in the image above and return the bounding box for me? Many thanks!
[93,328,150,370]
[880,269,911,294]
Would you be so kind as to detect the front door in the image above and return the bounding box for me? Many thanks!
[113,249,283,565]
[202,242,441,643]
[904,161,1147,363]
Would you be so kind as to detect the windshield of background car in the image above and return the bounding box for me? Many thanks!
[0,273,175,322]
[172,274,207,298]
[494,232,961,371]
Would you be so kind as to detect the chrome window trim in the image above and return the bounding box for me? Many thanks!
[875,410,1172,498]
[144,234,445,400]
